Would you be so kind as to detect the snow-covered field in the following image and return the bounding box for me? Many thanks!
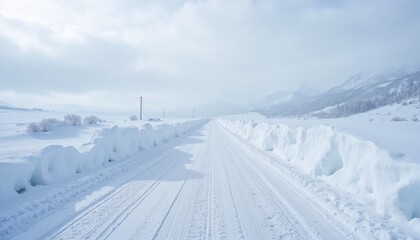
[1,107,420,239]
[0,109,205,238]
[219,110,420,238]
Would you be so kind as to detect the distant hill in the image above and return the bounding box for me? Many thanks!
[0,101,13,108]
[255,69,420,118]
[246,83,320,113]
[39,104,87,112]
[0,100,42,112]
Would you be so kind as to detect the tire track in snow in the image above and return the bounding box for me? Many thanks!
[215,130,246,240]
[92,143,199,240]
[149,140,203,240]
[184,160,209,239]
[216,124,315,239]
[145,136,208,239]
[16,120,359,240]
[206,131,214,240]
[218,122,353,240]
[181,128,213,239]
[119,130,207,240]
[3,148,174,240]
[226,142,315,240]
[47,144,195,240]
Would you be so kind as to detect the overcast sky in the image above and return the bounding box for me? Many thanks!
[1,0,420,112]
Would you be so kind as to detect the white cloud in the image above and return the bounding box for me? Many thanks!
[0,0,419,109]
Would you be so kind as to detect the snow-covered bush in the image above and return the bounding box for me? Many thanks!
[64,114,82,126]
[2,119,206,202]
[27,119,62,133]
[27,122,40,133]
[26,114,89,133]
[129,115,138,121]
[83,115,103,125]
[39,118,62,132]
[392,116,407,121]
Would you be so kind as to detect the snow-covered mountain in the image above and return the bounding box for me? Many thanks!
[259,69,420,118]
[0,100,42,111]
[0,100,13,108]
[331,70,409,92]
[246,90,295,111]
[247,83,319,112]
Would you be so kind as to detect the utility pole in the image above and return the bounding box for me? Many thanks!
[163,108,166,119]
[139,96,143,120]
[193,108,195,119]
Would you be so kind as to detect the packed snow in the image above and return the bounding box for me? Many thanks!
[218,113,420,237]
[0,107,419,239]
[2,120,361,240]
[0,109,204,202]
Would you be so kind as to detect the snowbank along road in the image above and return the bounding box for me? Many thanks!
[10,120,371,239]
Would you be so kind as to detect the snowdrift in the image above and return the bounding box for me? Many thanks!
[218,118,420,223]
[0,120,205,202]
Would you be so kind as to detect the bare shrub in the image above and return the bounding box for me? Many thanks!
[392,116,407,122]
[39,118,62,132]
[64,114,81,126]
[83,115,103,125]
[27,122,40,133]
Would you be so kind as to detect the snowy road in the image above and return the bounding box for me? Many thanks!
[13,121,357,240]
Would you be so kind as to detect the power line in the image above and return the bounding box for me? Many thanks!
[140,99,167,119]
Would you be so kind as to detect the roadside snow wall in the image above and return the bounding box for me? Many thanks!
[218,118,420,223]
[0,120,205,202]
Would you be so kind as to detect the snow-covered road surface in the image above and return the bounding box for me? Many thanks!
[12,121,357,239]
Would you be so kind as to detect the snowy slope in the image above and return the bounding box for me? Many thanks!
[347,98,420,122]
[246,90,295,110]
[248,84,319,113]
[0,101,13,108]
[330,70,409,91]
[262,69,420,118]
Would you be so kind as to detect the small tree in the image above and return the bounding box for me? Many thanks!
[39,118,62,132]
[64,114,81,126]
[84,115,103,125]
[27,122,40,133]
[392,116,407,122]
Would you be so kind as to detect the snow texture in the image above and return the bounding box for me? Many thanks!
[218,118,420,228]
[0,119,205,202]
